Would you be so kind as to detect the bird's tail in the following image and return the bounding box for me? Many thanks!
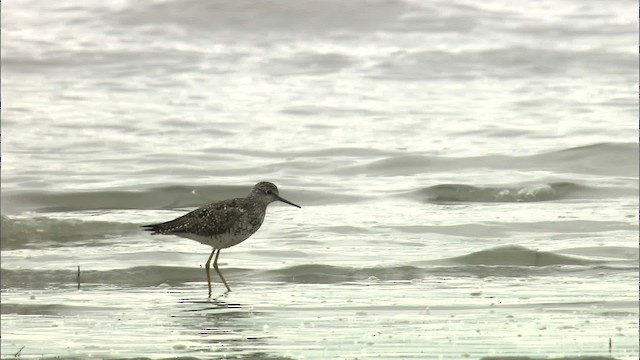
[141,224,160,234]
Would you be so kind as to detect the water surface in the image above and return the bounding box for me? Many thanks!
[1,0,638,359]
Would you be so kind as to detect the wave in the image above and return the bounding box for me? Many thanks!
[2,179,632,215]
[1,182,355,214]
[1,185,250,214]
[335,142,639,177]
[415,182,590,203]
[3,245,635,289]
[442,245,596,266]
[481,356,618,360]
[372,47,634,81]
[376,220,637,238]
[0,215,141,250]
[1,303,121,316]
[533,142,639,177]
[111,0,448,36]
[2,142,635,213]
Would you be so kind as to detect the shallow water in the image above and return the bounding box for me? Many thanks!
[1,0,638,359]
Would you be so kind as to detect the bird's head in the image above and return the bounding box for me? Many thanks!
[251,182,301,208]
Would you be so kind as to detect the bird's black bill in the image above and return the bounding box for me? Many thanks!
[277,195,301,208]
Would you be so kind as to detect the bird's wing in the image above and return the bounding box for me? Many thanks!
[142,199,245,237]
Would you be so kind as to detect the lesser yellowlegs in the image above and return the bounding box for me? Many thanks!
[142,181,300,296]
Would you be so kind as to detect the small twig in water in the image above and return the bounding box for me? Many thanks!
[77,265,81,290]
[609,337,612,354]
[14,345,25,357]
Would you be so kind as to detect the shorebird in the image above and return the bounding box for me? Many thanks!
[142,181,300,296]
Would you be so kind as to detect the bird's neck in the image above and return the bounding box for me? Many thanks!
[246,193,272,208]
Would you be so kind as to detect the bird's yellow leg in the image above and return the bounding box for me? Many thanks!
[205,249,216,297]
[213,249,232,292]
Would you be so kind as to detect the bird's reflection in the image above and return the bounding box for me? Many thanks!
[170,294,272,353]
[177,295,248,314]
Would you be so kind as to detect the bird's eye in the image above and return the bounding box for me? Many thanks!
[266,189,272,194]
